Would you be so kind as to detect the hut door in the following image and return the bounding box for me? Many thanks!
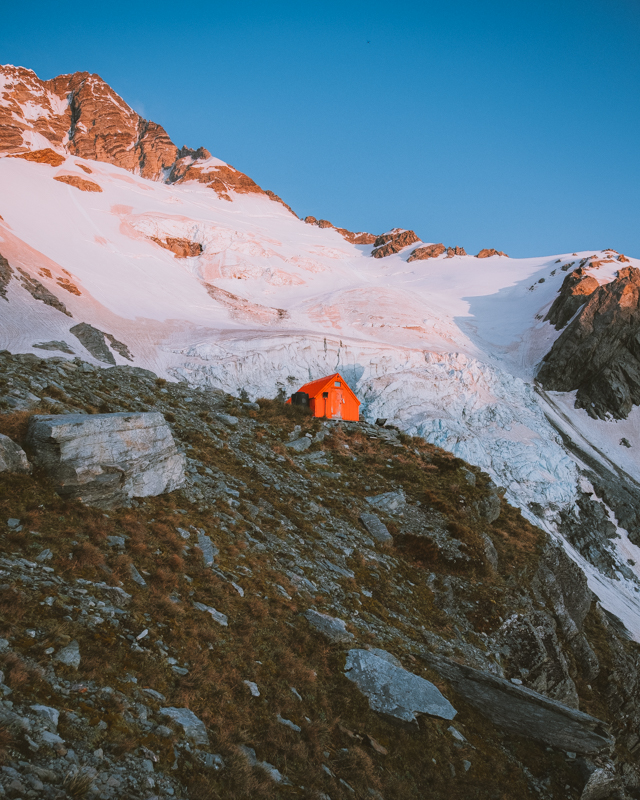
[334,389,344,419]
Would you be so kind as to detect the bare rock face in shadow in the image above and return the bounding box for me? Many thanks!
[544,267,599,330]
[538,267,640,419]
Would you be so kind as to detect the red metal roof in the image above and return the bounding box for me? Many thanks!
[295,372,360,404]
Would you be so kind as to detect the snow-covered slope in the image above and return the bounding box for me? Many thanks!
[2,66,640,637]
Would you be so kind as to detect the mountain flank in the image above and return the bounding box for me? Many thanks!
[0,352,639,798]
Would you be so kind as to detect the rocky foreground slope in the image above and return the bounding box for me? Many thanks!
[0,352,639,799]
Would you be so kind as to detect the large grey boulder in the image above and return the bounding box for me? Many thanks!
[422,652,613,755]
[26,412,185,508]
[0,434,30,474]
[345,648,456,726]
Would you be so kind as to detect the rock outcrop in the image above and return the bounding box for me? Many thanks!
[345,649,457,725]
[0,434,30,474]
[69,323,131,364]
[445,246,467,257]
[10,148,65,167]
[371,229,421,258]
[26,412,185,508]
[422,652,613,755]
[151,237,203,258]
[304,609,353,643]
[545,267,599,330]
[476,248,508,258]
[53,175,102,192]
[537,267,640,419]
[303,216,377,245]
[407,243,445,262]
[0,65,177,180]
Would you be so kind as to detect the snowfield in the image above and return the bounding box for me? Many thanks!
[1,152,640,636]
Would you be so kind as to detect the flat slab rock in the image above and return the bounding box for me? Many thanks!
[304,609,354,643]
[422,652,614,755]
[26,412,185,508]
[345,648,456,725]
[359,512,392,543]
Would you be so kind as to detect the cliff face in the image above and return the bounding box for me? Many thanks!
[0,66,177,179]
[538,267,640,419]
[544,267,600,330]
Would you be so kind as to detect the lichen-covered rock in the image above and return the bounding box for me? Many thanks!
[26,412,185,508]
[345,649,457,725]
[0,433,30,474]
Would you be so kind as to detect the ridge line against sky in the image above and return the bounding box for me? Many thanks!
[1,0,639,258]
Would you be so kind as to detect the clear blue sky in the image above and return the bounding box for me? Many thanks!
[3,0,639,257]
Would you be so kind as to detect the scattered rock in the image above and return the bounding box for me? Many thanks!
[55,640,81,670]
[359,512,392,543]
[239,745,291,784]
[30,705,59,731]
[286,437,311,452]
[160,707,208,745]
[195,530,218,566]
[366,490,405,514]
[277,714,301,732]
[129,564,147,586]
[345,648,457,725]
[0,434,30,474]
[193,601,228,627]
[580,765,622,800]
[244,681,260,697]
[26,412,186,508]
[304,609,354,643]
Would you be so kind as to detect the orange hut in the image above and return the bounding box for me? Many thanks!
[286,372,360,421]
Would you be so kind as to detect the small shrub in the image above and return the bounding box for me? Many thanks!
[62,768,95,797]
